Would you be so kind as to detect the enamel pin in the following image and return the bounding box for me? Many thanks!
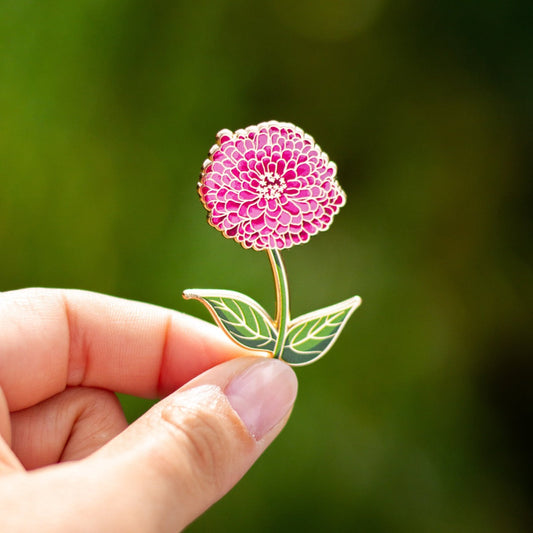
[183,121,361,366]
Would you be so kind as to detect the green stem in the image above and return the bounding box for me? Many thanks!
[268,249,290,358]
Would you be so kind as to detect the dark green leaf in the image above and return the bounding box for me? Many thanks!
[281,296,361,365]
[183,289,277,352]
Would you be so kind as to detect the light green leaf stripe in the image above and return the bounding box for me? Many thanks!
[183,289,277,352]
[281,296,362,366]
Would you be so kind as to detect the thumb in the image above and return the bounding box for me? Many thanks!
[96,356,298,531]
[0,357,298,533]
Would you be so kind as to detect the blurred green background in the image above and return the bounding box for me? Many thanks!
[1,1,532,531]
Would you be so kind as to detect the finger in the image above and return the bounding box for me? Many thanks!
[0,288,252,411]
[0,357,297,532]
[10,387,128,470]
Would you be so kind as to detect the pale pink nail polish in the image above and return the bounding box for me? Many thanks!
[225,359,298,440]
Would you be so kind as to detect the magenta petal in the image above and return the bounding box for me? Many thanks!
[297,163,311,177]
[225,190,239,202]
[268,205,282,218]
[308,199,318,211]
[295,189,311,199]
[303,221,316,233]
[218,132,232,144]
[320,214,332,227]
[248,203,263,218]
[238,203,250,218]
[211,215,225,226]
[284,201,300,215]
[252,214,266,231]
[283,169,296,181]
[212,162,224,173]
[290,212,303,225]
[227,212,240,225]
[265,215,278,230]
[284,187,300,196]
[267,198,278,212]
[289,224,301,233]
[282,150,292,161]
[225,200,240,212]
[226,226,238,237]
[278,210,291,225]
[238,190,257,201]
[257,133,268,149]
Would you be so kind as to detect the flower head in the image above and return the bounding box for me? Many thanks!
[199,120,346,250]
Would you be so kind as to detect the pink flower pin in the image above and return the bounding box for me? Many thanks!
[184,121,361,366]
[199,121,346,250]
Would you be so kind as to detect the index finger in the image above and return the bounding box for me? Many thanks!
[0,288,251,411]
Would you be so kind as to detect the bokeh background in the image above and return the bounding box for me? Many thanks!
[1,1,532,531]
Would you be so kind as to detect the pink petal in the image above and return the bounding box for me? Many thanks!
[278,210,291,225]
[265,215,278,229]
[282,150,292,161]
[297,163,311,177]
[251,214,266,231]
[256,133,268,149]
[283,169,296,181]
[226,226,237,237]
[267,198,278,212]
[238,190,257,201]
[284,201,300,215]
[225,200,240,212]
[227,212,241,225]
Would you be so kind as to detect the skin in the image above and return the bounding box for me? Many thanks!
[0,288,298,532]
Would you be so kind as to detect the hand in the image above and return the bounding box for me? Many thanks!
[0,288,298,532]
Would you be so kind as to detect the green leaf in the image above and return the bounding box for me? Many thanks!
[281,296,361,366]
[183,289,277,352]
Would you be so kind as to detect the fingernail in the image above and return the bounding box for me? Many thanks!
[225,359,298,440]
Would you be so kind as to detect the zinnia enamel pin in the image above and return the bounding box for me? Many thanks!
[183,121,361,366]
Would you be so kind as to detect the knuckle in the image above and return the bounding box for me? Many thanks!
[156,385,249,495]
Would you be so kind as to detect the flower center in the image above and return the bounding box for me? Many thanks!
[257,171,286,200]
